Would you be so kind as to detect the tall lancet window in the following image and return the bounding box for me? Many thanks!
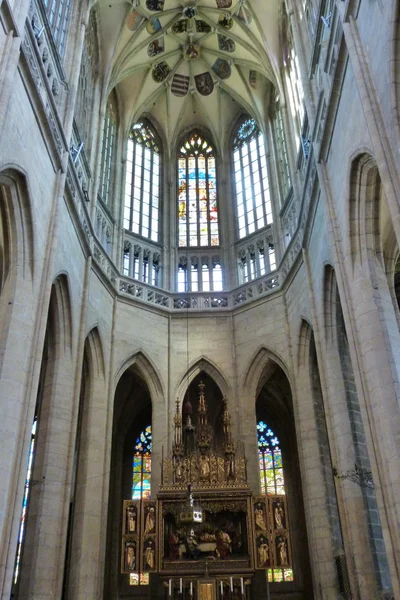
[233,118,272,239]
[132,426,152,500]
[178,132,219,248]
[13,417,37,585]
[125,121,160,242]
[257,421,285,495]
[99,93,117,206]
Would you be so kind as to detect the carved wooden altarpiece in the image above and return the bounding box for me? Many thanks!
[121,382,292,597]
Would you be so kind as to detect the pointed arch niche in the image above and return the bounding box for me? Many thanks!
[181,371,225,454]
[105,363,154,597]
[255,362,313,596]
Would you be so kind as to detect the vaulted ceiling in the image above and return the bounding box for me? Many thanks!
[96,0,282,148]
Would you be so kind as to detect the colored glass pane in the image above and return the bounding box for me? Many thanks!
[178,131,219,248]
[14,418,37,584]
[257,421,285,495]
[132,426,152,500]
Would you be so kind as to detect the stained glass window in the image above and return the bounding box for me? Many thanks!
[233,118,273,239]
[178,132,219,248]
[99,95,117,205]
[13,418,37,584]
[132,426,152,500]
[257,421,285,495]
[125,122,160,242]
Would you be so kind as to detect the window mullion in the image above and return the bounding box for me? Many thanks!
[130,141,136,230]
[205,154,210,246]
[186,155,189,247]
[249,139,258,231]
[257,136,267,227]
[240,148,249,236]
[196,154,200,246]
[139,154,145,236]
[149,150,153,240]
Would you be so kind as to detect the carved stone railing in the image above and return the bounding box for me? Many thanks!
[69,120,91,203]
[119,278,170,308]
[279,188,298,248]
[95,198,114,257]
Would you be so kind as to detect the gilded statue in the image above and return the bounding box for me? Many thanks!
[274,502,284,529]
[144,506,156,534]
[257,538,269,566]
[255,504,267,531]
[277,537,288,565]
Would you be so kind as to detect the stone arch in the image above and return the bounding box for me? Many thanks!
[0,167,34,281]
[63,325,107,599]
[297,317,313,369]
[175,355,231,407]
[322,263,337,347]
[49,272,73,358]
[240,345,292,399]
[0,168,34,376]
[114,349,164,401]
[348,152,388,271]
[85,325,106,379]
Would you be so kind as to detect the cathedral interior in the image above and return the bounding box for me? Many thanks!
[0,0,400,598]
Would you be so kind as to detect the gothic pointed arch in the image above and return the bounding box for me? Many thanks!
[175,355,231,405]
[0,168,34,376]
[50,273,73,355]
[115,350,164,400]
[241,346,291,399]
[85,325,106,379]
[297,317,313,370]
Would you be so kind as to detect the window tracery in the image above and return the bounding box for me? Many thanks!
[124,121,160,242]
[178,131,219,248]
[99,94,117,206]
[233,118,273,239]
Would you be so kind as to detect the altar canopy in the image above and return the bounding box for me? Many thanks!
[121,382,291,597]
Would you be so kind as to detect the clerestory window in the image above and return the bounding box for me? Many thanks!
[124,121,160,242]
[99,94,117,206]
[42,0,71,57]
[177,131,219,248]
[233,118,272,239]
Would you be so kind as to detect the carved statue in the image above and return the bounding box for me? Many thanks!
[144,506,156,534]
[200,454,210,478]
[277,537,288,565]
[274,502,284,529]
[255,504,267,531]
[125,542,136,571]
[216,530,231,559]
[144,540,155,569]
[258,539,269,566]
[126,505,136,533]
